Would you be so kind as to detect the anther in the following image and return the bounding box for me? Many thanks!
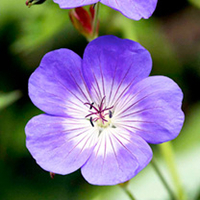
[90,117,94,127]
[109,110,112,118]
[90,102,94,110]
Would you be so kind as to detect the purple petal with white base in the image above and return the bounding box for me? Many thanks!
[82,35,152,106]
[29,49,90,117]
[26,114,99,174]
[25,35,184,185]
[113,76,184,144]
[81,128,152,185]
[53,0,158,20]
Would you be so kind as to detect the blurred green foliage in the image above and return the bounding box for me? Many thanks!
[0,0,200,199]
[189,0,200,8]
[0,91,22,110]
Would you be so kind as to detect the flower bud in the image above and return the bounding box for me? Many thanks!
[69,6,99,41]
[50,172,55,179]
[26,0,46,8]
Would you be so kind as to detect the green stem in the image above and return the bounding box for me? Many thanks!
[151,159,177,200]
[159,142,186,200]
[91,2,100,40]
[119,183,136,200]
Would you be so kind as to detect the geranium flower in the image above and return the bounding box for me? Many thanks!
[53,0,158,20]
[25,35,184,185]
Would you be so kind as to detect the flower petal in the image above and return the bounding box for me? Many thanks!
[53,0,157,20]
[101,0,158,20]
[53,0,99,9]
[81,128,152,185]
[29,49,90,117]
[114,76,184,144]
[82,35,152,107]
[25,114,99,174]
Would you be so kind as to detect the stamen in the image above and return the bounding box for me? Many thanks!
[90,102,94,110]
[85,102,99,113]
[102,105,114,113]
[90,117,94,127]
[85,96,114,127]
[99,96,106,110]
[109,110,112,118]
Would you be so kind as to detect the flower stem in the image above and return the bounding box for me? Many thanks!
[159,142,186,200]
[151,159,177,200]
[119,182,136,200]
[91,2,100,40]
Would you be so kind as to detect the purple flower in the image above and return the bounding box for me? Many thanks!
[25,35,184,185]
[53,0,158,20]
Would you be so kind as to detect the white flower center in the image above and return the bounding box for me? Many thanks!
[84,97,115,130]
[96,113,112,128]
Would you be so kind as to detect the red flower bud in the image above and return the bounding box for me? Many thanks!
[69,5,99,41]
[50,172,55,179]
